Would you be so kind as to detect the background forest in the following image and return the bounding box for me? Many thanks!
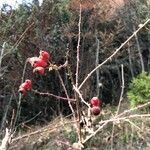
[0,0,150,149]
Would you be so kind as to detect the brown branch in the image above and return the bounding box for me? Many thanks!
[75,3,82,88]
[32,89,76,102]
[73,85,90,108]
[117,101,150,117]
[116,64,125,115]
[95,35,100,96]
[75,4,82,144]
[57,71,76,116]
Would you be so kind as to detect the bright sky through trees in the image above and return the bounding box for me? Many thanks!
[0,0,43,9]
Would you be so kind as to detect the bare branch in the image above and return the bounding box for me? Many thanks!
[57,71,76,117]
[95,36,100,96]
[73,85,90,108]
[75,3,82,88]
[78,19,150,90]
[116,64,125,115]
[83,113,150,144]
[32,89,76,102]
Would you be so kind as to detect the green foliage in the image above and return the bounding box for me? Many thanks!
[127,72,150,107]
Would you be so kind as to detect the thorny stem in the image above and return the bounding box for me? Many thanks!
[95,35,100,96]
[82,98,150,145]
[78,19,150,90]
[32,89,76,102]
[117,101,150,117]
[83,113,150,144]
[76,4,81,88]
[73,85,90,108]
[75,4,82,144]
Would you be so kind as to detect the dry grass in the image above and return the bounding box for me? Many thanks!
[8,101,150,150]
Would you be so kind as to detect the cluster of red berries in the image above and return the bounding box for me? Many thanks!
[18,50,50,94]
[28,50,50,75]
[18,51,102,116]
[90,97,102,116]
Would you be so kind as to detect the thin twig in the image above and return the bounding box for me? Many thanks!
[57,71,76,118]
[116,64,125,115]
[73,85,90,108]
[75,4,82,88]
[117,101,150,117]
[95,35,100,96]
[12,60,28,132]
[82,101,150,144]
[98,114,150,126]
[111,64,124,149]
[78,19,150,90]
[9,109,15,131]
[83,113,150,144]
[75,4,82,144]
[32,89,76,102]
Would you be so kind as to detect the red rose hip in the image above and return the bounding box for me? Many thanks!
[28,57,47,68]
[91,106,100,116]
[33,67,45,75]
[18,87,26,94]
[18,79,32,94]
[90,97,101,107]
[39,50,50,62]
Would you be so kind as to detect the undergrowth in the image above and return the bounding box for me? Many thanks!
[127,72,150,108]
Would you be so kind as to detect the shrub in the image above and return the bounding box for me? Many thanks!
[127,72,150,107]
